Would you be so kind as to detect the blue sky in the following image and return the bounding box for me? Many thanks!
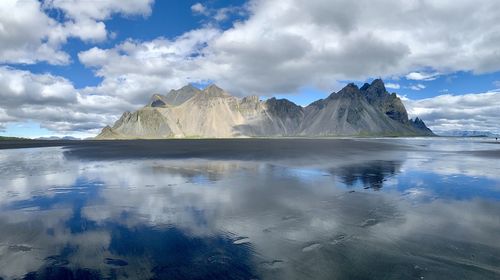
[0,0,499,137]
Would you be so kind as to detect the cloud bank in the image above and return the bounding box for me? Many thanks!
[403,91,500,134]
[77,0,500,95]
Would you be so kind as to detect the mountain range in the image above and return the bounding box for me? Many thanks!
[36,136,81,141]
[437,130,499,137]
[96,79,434,139]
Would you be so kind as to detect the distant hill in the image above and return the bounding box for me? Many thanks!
[438,130,500,137]
[36,136,81,141]
[96,79,434,139]
[0,136,30,141]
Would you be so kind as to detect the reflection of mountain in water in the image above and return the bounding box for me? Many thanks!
[152,165,223,184]
[150,161,244,184]
[331,160,402,190]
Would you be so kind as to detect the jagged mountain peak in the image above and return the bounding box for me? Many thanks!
[345,82,359,90]
[329,82,361,99]
[265,97,302,114]
[173,84,202,97]
[358,79,409,124]
[410,117,433,134]
[204,83,223,91]
[266,97,297,104]
[148,93,168,107]
[329,83,360,99]
[241,95,260,103]
[179,84,200,91]
[369,78,386,91]
[148,84,201,107]
[360,78,387,97]
[202,84,229,97]
[411,117,426,126]
[360,83,371,91]
[264,97,304,134]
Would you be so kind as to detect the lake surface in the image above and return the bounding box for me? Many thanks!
[0,138,499,279]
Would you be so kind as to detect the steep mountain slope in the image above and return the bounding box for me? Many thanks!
[96,80,434,139]
[300,80,431,136]
[361,79,409,123]
[148,84,201,107]
[97,108,174,139]
[162,84,248,137]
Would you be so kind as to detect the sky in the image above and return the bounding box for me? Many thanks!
[0,0,499,138]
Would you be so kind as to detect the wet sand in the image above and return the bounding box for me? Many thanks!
[1,138,408,160]
[4,138,500,160]
[469,149,500,158]
[0,140,79,150]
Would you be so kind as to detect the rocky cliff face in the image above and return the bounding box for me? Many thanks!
[148,84,200,107]
[96,80,434,139]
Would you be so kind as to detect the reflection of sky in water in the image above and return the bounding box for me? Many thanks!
[0,139,499,279]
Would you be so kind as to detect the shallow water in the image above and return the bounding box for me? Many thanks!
[0,138,499,279]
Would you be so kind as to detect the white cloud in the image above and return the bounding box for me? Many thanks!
[0,67,76,106]
[0,108,15,130]
[403,91,500,134]
[213,6,245,22]
[43,0,153,21]
[405,71,440,81]
[78,28,221,103]
[191,2,244,23]
[0,0,69,64]
[0,0,154,65]
[493,80,500,88]
[0,66,135,135]
[385,83,400,89]
[409,84,426,91]
[191,3,208,15]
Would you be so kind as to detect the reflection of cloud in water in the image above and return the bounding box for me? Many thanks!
[401,149,500,181]
[0,139,499,279]
[0,147,79,207]
[330,160,402,190]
